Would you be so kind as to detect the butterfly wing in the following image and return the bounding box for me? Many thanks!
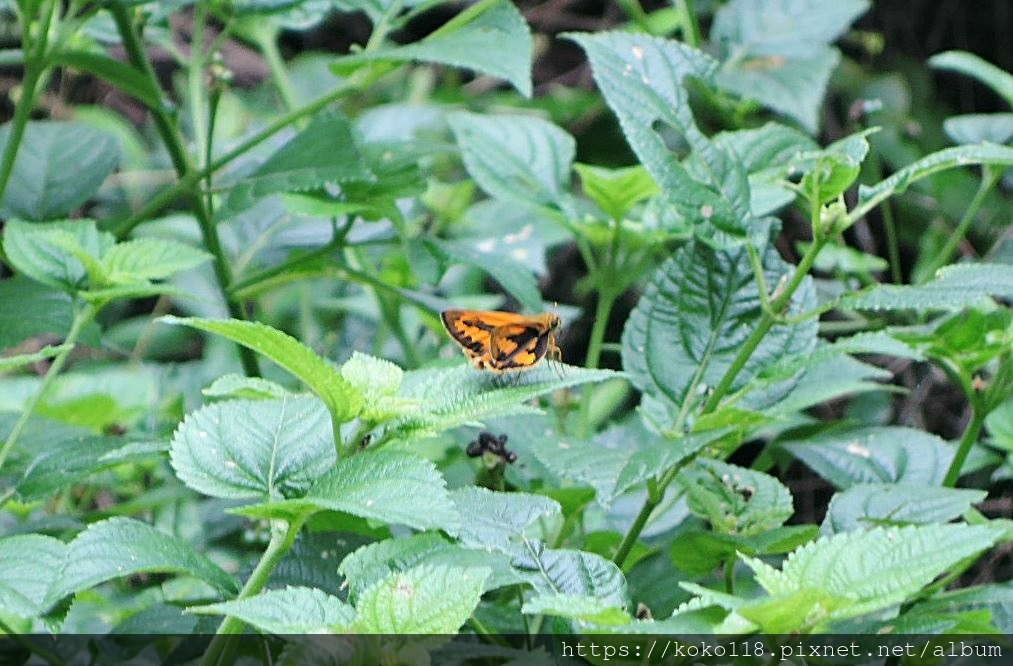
[441,310,530,369]
[489,322,550,371]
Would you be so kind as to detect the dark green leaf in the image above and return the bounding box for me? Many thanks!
[0,534,66,618]
[679,459,794,535]
[842,263,1013,311]
[190,586,355,633]
[2,219,113,292]
[822,484,987,534]
[52,50,161,109]
[0,277,75,349]
[425,238,543,313]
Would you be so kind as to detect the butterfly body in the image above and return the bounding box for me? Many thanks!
[441,309,562,372]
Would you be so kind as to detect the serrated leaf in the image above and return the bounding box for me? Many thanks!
[335,1,532,96]
[100,238,210,283]
[929,50,1013,107]
[161,317,363,421]
[513,546,628,610]
[170,396,334,500]
[222,112,372,216]
[841,263,1013,311]
[245,448,460,532]
[712,0,870,58]
[448,111,574,209]
[202,374,293,400]
[744,524,1001,629]
[822,484,987,535]
[568,32,754,244]
[680,459,793,535]
[353,564,489,633]
[621,240,817,427]
[339,533,517,604]
[0,121,118,220]
[0,534,66,618]
[2,219,114,292]
[574,163,660,221]
[522,594,630,626]
[450,487,560,550]
[782,426,954,488]
[46,517,237,606]
[425,237,543,313]
[340,352,418,422]
[857,143,1013,215]
[189,586,355,633]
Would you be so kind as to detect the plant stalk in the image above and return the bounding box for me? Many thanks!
[921,167,1000,279]
[942,401,986,488]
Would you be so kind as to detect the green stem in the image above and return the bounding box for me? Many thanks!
[921,167,1000,280]
[202,518,305,666]
[942,401,986,488]
[109,1,260,377]
[189,2,208,169]
[674,0,701,46]
[253,25,298,111]
[0,301,96,474]
[578,288,617,437]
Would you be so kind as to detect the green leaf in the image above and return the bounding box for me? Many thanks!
[161,317,363,421]
[622,240,817,428]
[711,0,869,132]
[944,113,1013,145]
[522,594,630,626]
[202,374,293,400]
[425,238,543,313]
[782,426,954,488]
[51,50,161,109]
[742,524,1001,630]
[339,533,517,604]
[100,239,210,283]
[765,354,892,415]
[0,534,67,618]
[170,397,334,500]
[679,459,794,535]
[513,547,629,610]
[46,517,237,606]
[221,112,373,216]
[800,131,870,203]
[929,50,1013,107]
[242,448,460,532]
[0,121,118,220]
[0,276,75,349]
[2,219,113,292]
[16,435,157,501]
[822,484,987,535]
[448,111,574,209]
[0,343,72,374]
[985,399,1013,451]
[857,143,1013,216]
[568,32,755,244]
[670,525,817,576]
[335,1,533,97]
[340,351,419,423]
[392,363,618,439]
[450,487,560,551]
[574,163,660,221]
[189,586,355,633]
[841,263,1013,311]
[352,564,489,633]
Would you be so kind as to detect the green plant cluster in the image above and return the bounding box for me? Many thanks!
[0,0,1012,656]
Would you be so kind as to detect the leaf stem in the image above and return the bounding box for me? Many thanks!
[578,288,617,437]
[0,301,96,475]
[202,517,305,666]
[942,399,986,488]
[253,25,298,111]
[674,0,701,46]
[921,166,1000,280]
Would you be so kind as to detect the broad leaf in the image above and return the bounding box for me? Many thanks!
[943,113,1013,145]
[353,564,489,633]
[782,426,954,488]
[335,1,533,97]
[622,240,817,428]
[2,219,113,292]
[448,111,575,210]
[190,586,355,633]
[841,263,1013,311]
[679,459,794,535]
[202,374,293,400]
[17,435,158,501]
[0,534,67,618]
[929,50,1013,107]
[161,317,363,421]
[340,351,417,423]
[450,487,560,550]
[221,112,372,216]
[425,238,543,313]
[0,276,76,350]
[0,121,118,220]
[170,397,334,500]
[574,163,659,221]
[100,239,210,283]
[46,517,237,606]
[522,594,630,626]
[513,546,628,610]
[822,484,987,535]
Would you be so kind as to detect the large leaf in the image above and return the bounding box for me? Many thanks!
[679,459,794,536]
[522,594,630,626]
[512,546,629,611]
[0,276,75,350]
[0,534,67,618]
[0,121,118,220]
[621,240,817,428]
[741,524,1001,630]
[450,487,560,551]
[161,317,363,421]
[221,112,372,216]
[447,111,574,209]
[190,586,355,633]
[568,32,751,245]
[841,263,1013,311]
[170,397,334,500]
[781,426,954,488]
[425,238,543,313]
[335,1,532,97]
[929,50,1013,107]
[822,484,987,535]
[2,219,114,292]
[46,517,237,606]
[17,435,160,501]
[353,564,489,633]
[240,448,460,533]
[101,239,210,283]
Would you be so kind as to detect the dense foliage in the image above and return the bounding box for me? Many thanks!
[0,0,1011,656]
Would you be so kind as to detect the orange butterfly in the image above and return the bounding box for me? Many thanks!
[441,309,562,372]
